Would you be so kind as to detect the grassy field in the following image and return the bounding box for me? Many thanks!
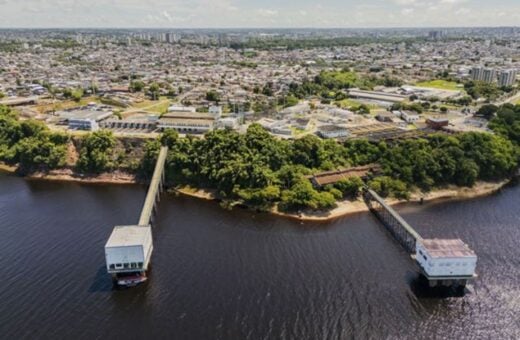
[128,98,171,114]
[415,80,462,91]
[33,96,100,114]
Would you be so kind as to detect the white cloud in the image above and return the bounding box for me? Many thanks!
[0,0,517,28]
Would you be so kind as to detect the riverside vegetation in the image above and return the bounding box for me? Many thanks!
[1,104,519,213]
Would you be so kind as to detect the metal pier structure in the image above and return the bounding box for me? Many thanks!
[362,187,477,290]
[104,146,168,287]
[138,146,169,227]
[363,188,422,254]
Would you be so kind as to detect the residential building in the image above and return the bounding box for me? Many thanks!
[482,68,497,83]
[498,69,517,87]
[471,66,484,81]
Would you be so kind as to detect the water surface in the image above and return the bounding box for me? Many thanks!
[0,174,518,339]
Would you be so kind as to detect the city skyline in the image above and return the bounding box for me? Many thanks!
[0,0,519,28]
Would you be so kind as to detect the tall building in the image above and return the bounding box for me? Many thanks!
[166,33,179,44]
[482,68,497,83]
[429,30,446,40]
[471,66,497,83]
[498,70,517,87]
[471,66,484,81]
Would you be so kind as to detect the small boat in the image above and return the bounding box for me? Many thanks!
[117,273,147,287]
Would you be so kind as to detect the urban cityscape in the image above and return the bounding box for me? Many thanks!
[0,1,519,339]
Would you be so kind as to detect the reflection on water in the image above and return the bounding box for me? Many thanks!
[0,174,519,339]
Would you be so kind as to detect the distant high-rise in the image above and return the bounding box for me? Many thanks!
[482,68,497,83]
[471,66,484,81]
[498,70,517,87]
[471,66,497,83]
[429,30,446,40]
[165,33,180,44]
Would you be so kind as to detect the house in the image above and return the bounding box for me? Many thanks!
[426,117,449,130]
[401,111,420,123]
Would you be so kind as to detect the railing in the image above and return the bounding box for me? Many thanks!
[138,146,168,226]
[363,188,422,254]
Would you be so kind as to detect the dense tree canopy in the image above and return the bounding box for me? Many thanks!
[489,104,520,147]
[2,102,519,214]
[0,106,68,172]
[140,117,519,212]
[76,130,117,173]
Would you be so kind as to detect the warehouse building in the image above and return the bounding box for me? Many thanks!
[59,109,113,131]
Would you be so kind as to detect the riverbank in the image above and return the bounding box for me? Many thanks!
[177,180,511,222]
[0,163,138,185]
[27,169,138,185]
[1,161,513,221]
[0,163,17,173]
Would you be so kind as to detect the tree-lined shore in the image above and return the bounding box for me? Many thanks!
[1,104,519,215]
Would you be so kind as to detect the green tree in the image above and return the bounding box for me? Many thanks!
[206,90,220,103]
[76,130,116,173]
[149,82,160,100]
[476,104,498,120]
[130,80,145,92]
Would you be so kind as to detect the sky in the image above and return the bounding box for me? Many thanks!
[0,0,519,28]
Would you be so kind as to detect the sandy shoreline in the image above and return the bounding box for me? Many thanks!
[176,180,511,222]
[0,163,17,173]
[1,162,513,221]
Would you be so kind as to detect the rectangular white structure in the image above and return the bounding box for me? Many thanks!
[105,225,153,273]
[416,239,477,278]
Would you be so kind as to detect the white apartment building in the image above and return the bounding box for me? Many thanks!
[498,69,517,87]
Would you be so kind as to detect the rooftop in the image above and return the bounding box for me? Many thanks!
[420,239,476,258]
[105,225,150,248]
[308,164,380,187]
[59,110,113,121]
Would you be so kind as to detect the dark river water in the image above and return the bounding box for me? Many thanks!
[0,173,519,339]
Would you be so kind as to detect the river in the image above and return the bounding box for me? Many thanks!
[0,173,518,339]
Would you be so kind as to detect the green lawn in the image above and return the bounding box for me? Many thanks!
[131,99,171,113]
[415,80,462,91]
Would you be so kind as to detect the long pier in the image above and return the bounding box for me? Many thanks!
[362,187,477,290]
[138,146,169,226]
[104,146,168,286]
[363,188,421,254]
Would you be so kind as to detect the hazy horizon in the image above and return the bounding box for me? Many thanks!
[0,0,519,29]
